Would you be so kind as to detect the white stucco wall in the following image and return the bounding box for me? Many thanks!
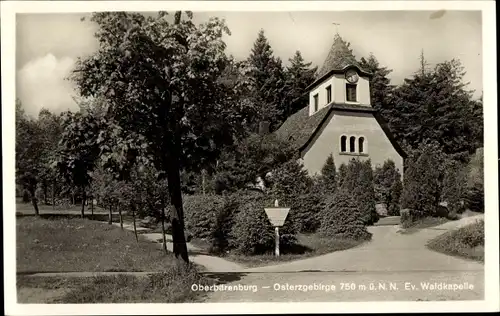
[309,73,371,115]
[301,110,404,178]
[309,77,335,116]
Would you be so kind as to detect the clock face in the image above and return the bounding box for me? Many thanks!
[345,70,359,83]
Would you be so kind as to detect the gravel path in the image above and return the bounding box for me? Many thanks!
[202,215,484,302]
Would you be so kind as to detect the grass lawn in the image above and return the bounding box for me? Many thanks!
[426,219,484,262]
[17,264,209,303]
[17,216,178,273]
[399,216,452,234]
[191,233,365,268]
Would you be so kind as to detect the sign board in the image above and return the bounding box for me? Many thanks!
[264,208,290,227]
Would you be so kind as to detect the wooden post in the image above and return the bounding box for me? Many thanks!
[275,226,280,257]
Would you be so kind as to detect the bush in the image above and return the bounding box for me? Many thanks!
[340,159,378,225]
[401,149,441,219]
[267,160,319,233]
[229,194,297,255]
[464,183,484,213]
[458,219,485,247]
[442,160,467,214]
[213,133,296,193]
[373,160,403,216]
[319,188,372,240]
[287,193,325,233]
[400,209,416,228]
[337,163,348,188]
[183,194,227,249]
[427,220,484,262]
[269,159,312,198]
[464,148,484,212]
[388,180,403,216]
[320,154,337,193]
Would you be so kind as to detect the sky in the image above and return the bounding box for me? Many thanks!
[16,10,483,117]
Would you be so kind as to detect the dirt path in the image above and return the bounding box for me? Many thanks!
[243,215,484,273]
[202,215,484,302]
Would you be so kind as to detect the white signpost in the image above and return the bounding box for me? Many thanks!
[264,199,290,257]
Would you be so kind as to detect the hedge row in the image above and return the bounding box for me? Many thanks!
[183,191,297,255]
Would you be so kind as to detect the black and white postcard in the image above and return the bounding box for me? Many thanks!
[2,0,498,314]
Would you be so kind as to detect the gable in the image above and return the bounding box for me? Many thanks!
[275,103,407,159]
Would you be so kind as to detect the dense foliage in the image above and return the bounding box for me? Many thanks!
[319,154,337,194]
[464,148,484,212]
[401,148,441,219]
[373,160,403,216]
[319,187,372,240]
[441,160,467,214]
[213,133,296,193]
[339,159,379,225]
[229,194,297,255]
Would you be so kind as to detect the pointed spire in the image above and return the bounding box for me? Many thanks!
[316,33,363,78]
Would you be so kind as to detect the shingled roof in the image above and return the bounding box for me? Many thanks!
[275,103,407,158]
[275,105,331,151]
[316,34,364,78]
[306,34,372,92]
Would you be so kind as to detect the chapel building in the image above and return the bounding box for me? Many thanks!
[275,34,406,176]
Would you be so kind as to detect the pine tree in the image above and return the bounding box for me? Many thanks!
[338,159,378,225]
[373,160,402,216]
[390,58,480,161]
[359,53,394,115]
[320,154,337,193]
[418,49,431,76]
[247,29,287,130]
[442,160,467,214]
[270,159,312,205]
[337,163,348,188]
[319,186,372,240]
[354,160,378,225]
[401,149,441,218]
[284,51,317,117]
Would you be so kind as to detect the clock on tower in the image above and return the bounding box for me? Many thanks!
[345,69,359,83]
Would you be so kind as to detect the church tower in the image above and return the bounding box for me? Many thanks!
[307,34,373,116]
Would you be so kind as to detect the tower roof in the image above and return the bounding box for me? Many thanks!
[316,33,364,78]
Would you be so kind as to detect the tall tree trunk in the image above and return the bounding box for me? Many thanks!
[51,179,56,210]
[29,187,40,216]
[108,204,113,225]
[43,180,48,205]
[118,203,123,230]
[131,203,138,243]
[72,193,75,206]
[166,152,189,263]
[80,189,86,219]
[90,194,94,219]
[160,61,188,263]
[161,203,168,253]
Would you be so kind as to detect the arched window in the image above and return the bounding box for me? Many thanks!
[358,137,365,153]
[340,136,347,152]
[349,136,356,153]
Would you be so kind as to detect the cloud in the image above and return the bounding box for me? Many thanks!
[17,53,79,117]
